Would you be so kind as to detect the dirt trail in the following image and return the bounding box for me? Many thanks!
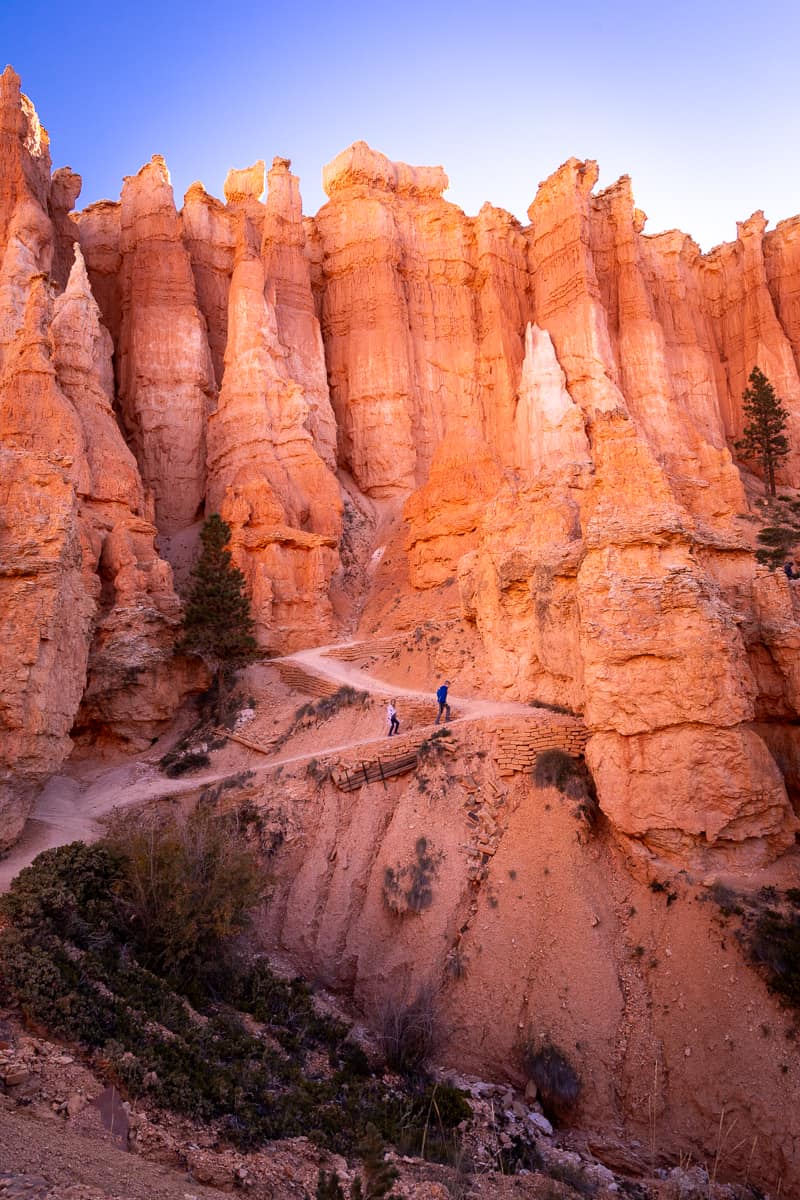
[0,1106,232,1200]
[0,639,544,891]
[0,763,152,892]
[287,640,534,720]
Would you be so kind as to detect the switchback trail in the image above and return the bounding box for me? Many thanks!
[285,639,535,720]
[0,638,542,890]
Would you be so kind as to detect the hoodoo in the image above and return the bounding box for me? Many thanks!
[2,66,800,1194]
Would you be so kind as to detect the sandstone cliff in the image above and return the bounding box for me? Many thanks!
[4,75,800,873]
[116,155,216,534]
[5,68,800,1194]
[256,726,800,1192]
[206,233,342,652]
[0,70,202,847]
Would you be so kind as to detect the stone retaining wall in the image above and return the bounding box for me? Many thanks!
[324,637,402,662]
[274,662,347,698]
[488,717,590,777]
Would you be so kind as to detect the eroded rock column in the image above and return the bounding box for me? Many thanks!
[117,155,216,534]
[206,227,342,651]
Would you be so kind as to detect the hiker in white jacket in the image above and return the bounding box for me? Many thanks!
[387,700,400,737]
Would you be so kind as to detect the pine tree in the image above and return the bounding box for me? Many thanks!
[177,514,259,720]
[315,1127,402,1200]
[353,1124,402,1200]
[754,495,800,570]
[735,366,790,497]
[316,1170,345,1200]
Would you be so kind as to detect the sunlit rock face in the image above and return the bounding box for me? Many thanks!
[0,72,202,849]
[0,66,92,850]
[181,180,235,389]
[314,142,533,496]
[338,146,800,870]
[765,214,800,376]
[51,247,207,749]
[205,232,342,653]
[262,156,338,470]
[115,155,217,535]
[3,69,800,871]
[48,166,81,290]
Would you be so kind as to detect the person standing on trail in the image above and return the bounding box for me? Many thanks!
[434,680,451,725]
[387,699,400,737]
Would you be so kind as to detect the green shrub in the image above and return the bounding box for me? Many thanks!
[520,1035,581,1123]
[749,904,800,1009]
[352,1123,402,1198]
[532,751,598,830]
[1,840,123,943]
[274,687,369,751]
[529,700,575,717]
[415,1081,471,1128]
[417,736,449,763]
[709,881,744,917]
[0,836,465,1160]
[382,838,443,917]
[495,1134,542,1176]
[752,494,800,569]
[317,1171,346,1200]
[160,750,211,777]
[104,807,262,994]
[377,987,439,1078]
[546,1158,598,1196]
[534,749,579,791]
[316,1123,402,1199]
[323,686,367,716]
[223,958,351,1059]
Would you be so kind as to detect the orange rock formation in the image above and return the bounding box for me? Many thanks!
[0,69,203,849]
[3,70,800,872]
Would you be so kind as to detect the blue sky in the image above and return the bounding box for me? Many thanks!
[2,0,797,250]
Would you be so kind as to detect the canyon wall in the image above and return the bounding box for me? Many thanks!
[0,69,203,848]
[3,69,800,869]
[257,744,800,1191]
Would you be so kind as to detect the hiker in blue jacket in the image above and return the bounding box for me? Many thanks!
[434,680,451,725]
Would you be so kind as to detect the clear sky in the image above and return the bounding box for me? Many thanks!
[2,0,797,250]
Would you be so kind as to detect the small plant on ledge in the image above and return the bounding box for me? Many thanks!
[382,837,444,917]
[533,749,599,835]
[519,1032,582,1124]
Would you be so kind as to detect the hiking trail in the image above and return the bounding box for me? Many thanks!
[0,637,564,890]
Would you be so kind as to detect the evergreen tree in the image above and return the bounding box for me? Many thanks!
[315,1126,402,1200]
[352,1124,402,1200]
[735,366,790,497]
[316,1171,345,1200]
[177,514,258,719]
[754,495,800,570]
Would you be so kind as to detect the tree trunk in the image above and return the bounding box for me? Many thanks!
[215,670,227,727]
